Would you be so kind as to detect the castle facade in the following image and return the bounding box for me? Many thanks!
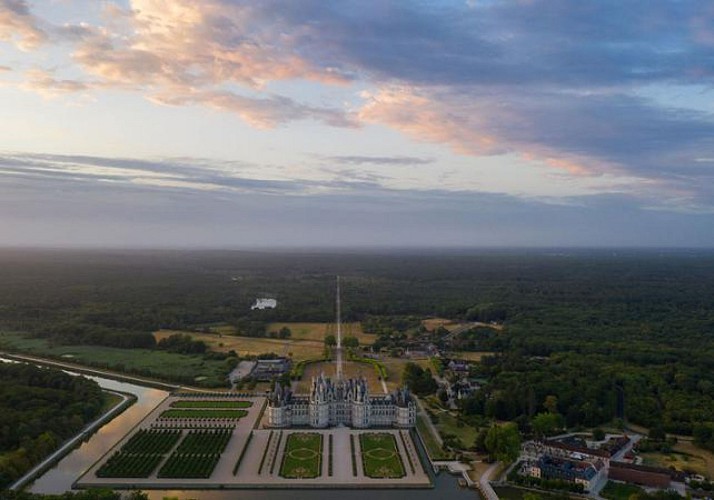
[267,374,416,428]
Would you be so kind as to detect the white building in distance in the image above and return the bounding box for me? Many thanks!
[251,298,277,310]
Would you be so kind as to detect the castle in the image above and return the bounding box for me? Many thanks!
[267,277,417,429]
[267,373,416,428]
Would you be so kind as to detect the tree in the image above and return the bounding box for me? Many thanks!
[278,327,291,339]
[649,426,666,441]
[325,334,336,347]
[485,423,521,462]
[544,395,559,414]
[402,362,438,396]
[592,428,606,441]
[531,412,562,438]
[343,335,359,348]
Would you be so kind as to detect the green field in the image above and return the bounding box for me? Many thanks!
[0,331,229,387]
[280,433,323,479]
[160,409,248,419]
[434,411,479,449]
[170,400,252,409]
[359,433,406,479]
[600,481,646,500]
[416,414,454,460]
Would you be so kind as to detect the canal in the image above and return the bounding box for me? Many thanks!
[2,356,478,499]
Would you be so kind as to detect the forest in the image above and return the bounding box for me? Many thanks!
[0,248,712,445]
[0,363,106,488]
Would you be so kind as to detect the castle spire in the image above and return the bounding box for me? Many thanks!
[336,275,343,381]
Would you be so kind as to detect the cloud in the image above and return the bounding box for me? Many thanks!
[20,68,92,97]
[0,0,47,50]
[150,89,357,129]
[327,155,433,166]
[2,153,714,248]
[4,0,714,215]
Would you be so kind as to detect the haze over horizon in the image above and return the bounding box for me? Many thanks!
[2,1,714,248]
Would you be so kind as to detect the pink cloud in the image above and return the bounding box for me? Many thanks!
[0,0,47,50]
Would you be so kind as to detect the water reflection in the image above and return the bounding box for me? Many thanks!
[145,474,478,500]
[27,374,169,494]
[1,358,476,499]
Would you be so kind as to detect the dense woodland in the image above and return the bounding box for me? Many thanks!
[0,363,106,488]
[0,249,713,447]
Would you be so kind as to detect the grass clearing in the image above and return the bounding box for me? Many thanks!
[416,414,453,460]
[641,441,714,479]
[601,480,646,500]
[382,358,431,391]
[450,351,495,362]
[295,360,384,392]
[160,409,248,419]
[280,432,322,479]
[267,322,375,344]
[434,411,479,448]
[0,331,229,387]
[170,400,252,409]
[359,433,405,479]
[421,318,460,332]
[155,329,324,361]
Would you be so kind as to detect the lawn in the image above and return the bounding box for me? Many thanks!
[381,358,431,391]
[295,360,384,392]
[450,351,495,362]
[170,400,252,409]
[0,331,229,387]
[359,433,406,479]
[160,409,248,419]
[280,432,323,479]
[641,440,714,478]
[416,414,454,460]
[601,480,646,500]
[267,322,375,344]
[434,411,479,449]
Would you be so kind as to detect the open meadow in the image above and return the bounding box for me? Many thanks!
[154,329,324,361]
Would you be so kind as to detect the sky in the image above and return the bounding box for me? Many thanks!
[1,0,714,248]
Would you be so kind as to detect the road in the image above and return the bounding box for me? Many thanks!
[479,461,501,500]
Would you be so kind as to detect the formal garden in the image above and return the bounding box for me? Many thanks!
[359,433,406,479]
[96,429,182,478]
[157,429,233,478]
[170,400,253,409]
[96,452,165,478]
[157,452,223,479]
[159,409,249,419]
[279,433,323,479]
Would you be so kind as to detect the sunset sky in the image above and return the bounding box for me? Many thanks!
[1,0,714,247]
